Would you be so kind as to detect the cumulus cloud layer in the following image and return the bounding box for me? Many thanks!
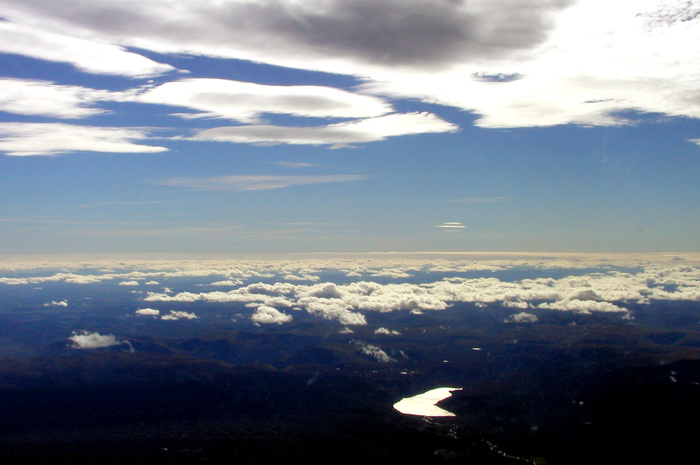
[138,258,700,324]
[3,256,699,327]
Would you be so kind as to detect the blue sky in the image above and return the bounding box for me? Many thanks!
[0,0,698,255]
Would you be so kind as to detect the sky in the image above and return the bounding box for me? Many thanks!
[0,0,698,255]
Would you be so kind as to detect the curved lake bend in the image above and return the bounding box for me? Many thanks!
[393,387,462,417]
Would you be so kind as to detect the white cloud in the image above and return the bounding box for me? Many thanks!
[118,280,140,286]
[210,279,244,286]
[369,269,413,278]
[1,0,698,130]
[504,312,539,323]
[282,274,321,282]
[155,174,369,191]
[503,300,530,309]
[4,256,699,326]
[69,330,122,349]
[375,327,402,336]
[251,305,293,325]
[0,19,174,77]
[240,282,297,296]
[298,298,368,326]
[161,310,198,320]
[299,282,344,299]
[356,289,449,313]
[0,271,112,285]
[0,0,569,73]
[296,281,449,315]
[361,0,700,128]
[537,299,628,314]
[0,277,30,285]
[435,222,466,229]
[138,78,392,122]
[354,341,395,363]
[193,112,457,148]
[43,300,68,307]
[135,307,160,316]
[0,123,168,156]
[145,291,198,302]
[145,282,297,308]
[0,79,110,119]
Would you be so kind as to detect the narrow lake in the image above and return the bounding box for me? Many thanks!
[393,387,462,417]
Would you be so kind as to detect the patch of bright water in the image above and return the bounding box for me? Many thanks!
[393,387,462,417]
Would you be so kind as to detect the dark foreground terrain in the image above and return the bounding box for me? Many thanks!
[0,313,698,465]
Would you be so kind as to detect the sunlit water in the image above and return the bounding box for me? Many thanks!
[393,387,462,417]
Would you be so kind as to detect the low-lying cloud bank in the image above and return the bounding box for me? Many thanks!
[138,259,699,324]
[2,255,698,326]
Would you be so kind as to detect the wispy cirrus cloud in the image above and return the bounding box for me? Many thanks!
[0,19,174,77]
[154,174,369,191]
[0,79,111,119]
[77,199,206,208]
[194,112,457,148]
[0,123,167,156]
[269,161,324,169]
[137,78,392,122]
[0,76,457,151]
[135,79,459,148]
[449,197,509,204]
